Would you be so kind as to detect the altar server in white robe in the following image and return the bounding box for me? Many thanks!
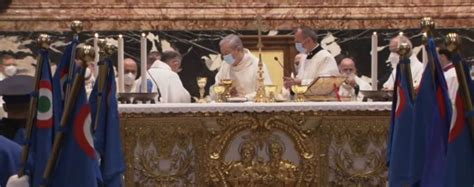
[337,57,371,101]
[211,34,273,100]
[147,50,191,103]
[438,48,458,102]
[284,26,339,88]
[382,35,424,90]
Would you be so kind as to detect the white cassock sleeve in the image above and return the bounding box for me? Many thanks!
[6,175,29,187]
[161,73,191,103]
[300,55,339,85]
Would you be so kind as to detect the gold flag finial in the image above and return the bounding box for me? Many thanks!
[445,33,461,52]
[397,42,411,58]
[37,34,51,49]
[76,44,96,65]
[420,17,435,37]
[70,20,83,34]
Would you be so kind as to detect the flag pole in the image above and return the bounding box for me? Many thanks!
[17,34,51,177]
[40,45,96,187]
[398,42,415,101]
[93,40,115,131]
[446,33,474,143]
[64,21,82,106]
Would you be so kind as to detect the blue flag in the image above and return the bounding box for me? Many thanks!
[387,57,415,186]
[419,39,453,186]
[49,66,101,187]
[28,49,56,187]
[445,53,474,186]
[52,39,78,131]
[415,39,453,186]
[90,60,125,186]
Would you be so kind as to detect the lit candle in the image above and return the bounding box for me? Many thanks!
[118,34,124,93]
[371,32,378,90]
[93,33,99,64]
[140,33,148,93]
[421,32,428,66]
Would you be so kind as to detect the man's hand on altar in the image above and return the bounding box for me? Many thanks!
[283,77,302,89]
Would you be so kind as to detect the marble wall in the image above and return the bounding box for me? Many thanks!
[0,0,473,31]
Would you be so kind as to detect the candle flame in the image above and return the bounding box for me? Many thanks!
[94,33,99,38]
[118,34,123,38]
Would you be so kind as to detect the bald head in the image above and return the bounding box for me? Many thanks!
[339,58,357,75]
[389,35,413,53]
[124,58,137,75]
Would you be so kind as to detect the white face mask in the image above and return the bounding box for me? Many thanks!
[84,68,92,80]
[388,52,400,69]
[4,65,17,77]
[124,72,136,85]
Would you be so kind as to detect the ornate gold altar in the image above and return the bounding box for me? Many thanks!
[119,102,391,186]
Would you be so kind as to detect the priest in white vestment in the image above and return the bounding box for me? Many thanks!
[146,50,191,103]
[382,36,424,90]
[337,57,371,101]
[284,26,339,88]
[211,34,272,100]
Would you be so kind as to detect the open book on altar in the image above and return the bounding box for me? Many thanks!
[304,76,347,100]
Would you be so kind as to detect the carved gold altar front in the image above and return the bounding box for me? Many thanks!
[120,109,390,186]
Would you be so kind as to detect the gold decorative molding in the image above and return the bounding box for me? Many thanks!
[121,110,390,186]
[1,1,473,31]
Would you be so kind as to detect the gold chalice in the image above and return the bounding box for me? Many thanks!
[264,85,277,102]
[213,85,226,103]
[220,79,233,99]
[291,85,308,102]
[195,77,208,103]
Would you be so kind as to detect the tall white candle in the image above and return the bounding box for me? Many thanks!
[421,32,428,67]
[371,32,378,90]
[140,33,148,93]
[118,34,125,93]
[93,33,99,64]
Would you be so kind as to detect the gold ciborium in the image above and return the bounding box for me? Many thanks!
[213,85,226,103]
[291,85,308,102]
[264,85,277,102]
[220,79,233,100]
[195,77,208,103]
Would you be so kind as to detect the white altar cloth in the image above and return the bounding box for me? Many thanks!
[118,102,392,114]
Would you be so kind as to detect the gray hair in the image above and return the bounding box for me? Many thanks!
[297,26,318,43]
[219,34,244,51]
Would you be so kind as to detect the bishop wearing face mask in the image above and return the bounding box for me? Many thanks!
[284,26,339,88]
[382,35,424,90]
[122,58,139,93]
[211,34,272,100]
[0,55,18,81]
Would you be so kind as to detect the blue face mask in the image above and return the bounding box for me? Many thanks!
[223,54,235,65]
[295,42,306,53]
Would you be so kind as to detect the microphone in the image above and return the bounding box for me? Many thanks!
[274,56,284,68]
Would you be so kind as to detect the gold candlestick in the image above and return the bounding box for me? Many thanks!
[254,15,267,103]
